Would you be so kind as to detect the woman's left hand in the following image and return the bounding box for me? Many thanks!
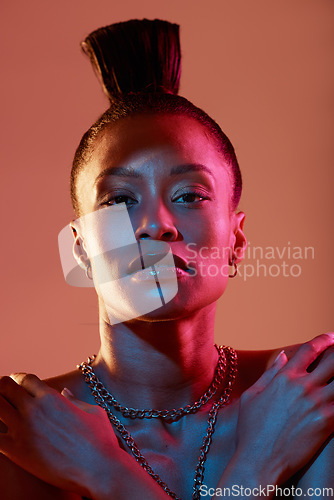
[0,373,121,498]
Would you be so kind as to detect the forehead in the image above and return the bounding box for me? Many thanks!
[76,113,230,209]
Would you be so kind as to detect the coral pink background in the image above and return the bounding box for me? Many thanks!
[1,0,333,378]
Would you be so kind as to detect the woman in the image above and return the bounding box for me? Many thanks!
[0,19,333,499]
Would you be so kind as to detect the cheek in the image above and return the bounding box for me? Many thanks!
[185,213,232,258]
[183,210,232,288]
[78,204,137,278]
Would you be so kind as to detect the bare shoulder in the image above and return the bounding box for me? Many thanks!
[235,333,333,395]
[0,453,80,500]
[234,342,302,395]
[44,369,94,405]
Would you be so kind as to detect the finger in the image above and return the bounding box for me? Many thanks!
[250,350,288,392]
[0,431,12,452]
[309,346,334,385]
[61,387,99,414]
[0,376,31,409]
[10,373,51,398]
[321,378,334,402]
[287,333,334,371]
[0,420,8,433]
[0,394,18,427]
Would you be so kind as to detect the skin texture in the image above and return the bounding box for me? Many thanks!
[0,114,333,499]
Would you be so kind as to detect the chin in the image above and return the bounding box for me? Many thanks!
[128,293,219,323]
[99,279,226,325]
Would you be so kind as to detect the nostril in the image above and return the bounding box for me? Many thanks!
[135,222,179,241]
[162,231,175,240]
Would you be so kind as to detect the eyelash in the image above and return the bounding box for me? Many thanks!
[172,189,209,204]
[100,190,209,207]
[101,195,137,207]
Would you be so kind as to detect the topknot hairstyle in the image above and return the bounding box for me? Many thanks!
[81,19,181,100]
[71,19,242,216]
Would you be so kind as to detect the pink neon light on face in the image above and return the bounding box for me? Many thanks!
[74,113,240,322]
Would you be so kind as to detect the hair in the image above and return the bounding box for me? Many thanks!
[71,19,242,216]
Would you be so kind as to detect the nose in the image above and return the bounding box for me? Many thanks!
[134,202,179,241]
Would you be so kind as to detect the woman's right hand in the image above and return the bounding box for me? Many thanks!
[0,373,123,498]
[234,332,334,487]
[0,374,170,500]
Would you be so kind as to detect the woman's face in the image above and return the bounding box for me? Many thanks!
[74,113,246,323]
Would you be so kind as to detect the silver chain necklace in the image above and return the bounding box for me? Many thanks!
[78,344,226,419]
[77,345,238,500]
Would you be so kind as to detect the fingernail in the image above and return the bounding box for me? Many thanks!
[274,350,285,363]
[61,387,74,397]
[9,372,26,381]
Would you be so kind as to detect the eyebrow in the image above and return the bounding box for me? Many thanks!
[93,163,214,186]
[94,166,142,186]
[169,163,214,178]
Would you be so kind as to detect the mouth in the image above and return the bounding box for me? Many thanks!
[127,252,190,276]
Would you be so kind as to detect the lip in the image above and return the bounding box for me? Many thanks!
[127,252,190,276]
[130,265,188,282]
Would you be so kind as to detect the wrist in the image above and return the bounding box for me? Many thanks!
[215,449,283,498]
[84,449,126,500]
[87,449,169,500]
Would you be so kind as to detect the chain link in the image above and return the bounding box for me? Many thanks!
[77,345,238,500]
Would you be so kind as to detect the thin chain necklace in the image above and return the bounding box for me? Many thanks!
[77,345,238,500]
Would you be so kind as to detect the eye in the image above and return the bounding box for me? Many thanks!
[101,195,137,207]
[173,190,209,204]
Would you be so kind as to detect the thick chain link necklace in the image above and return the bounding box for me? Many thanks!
[77,345,238,500]
[78,344,226,419]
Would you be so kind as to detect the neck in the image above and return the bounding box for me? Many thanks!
[93,301,220,410]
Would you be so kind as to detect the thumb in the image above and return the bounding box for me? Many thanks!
[61,387,98,414]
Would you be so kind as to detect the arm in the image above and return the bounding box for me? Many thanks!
[88,451,171,500]
[293,434,334,494]
[0,453,80,500]
[0,334,333,499]
[212,333,334,499]
[0,374,169,500]
[0,450,169,500]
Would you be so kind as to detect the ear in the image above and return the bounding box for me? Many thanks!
[69,220,90,270]
[229,211,247,264]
